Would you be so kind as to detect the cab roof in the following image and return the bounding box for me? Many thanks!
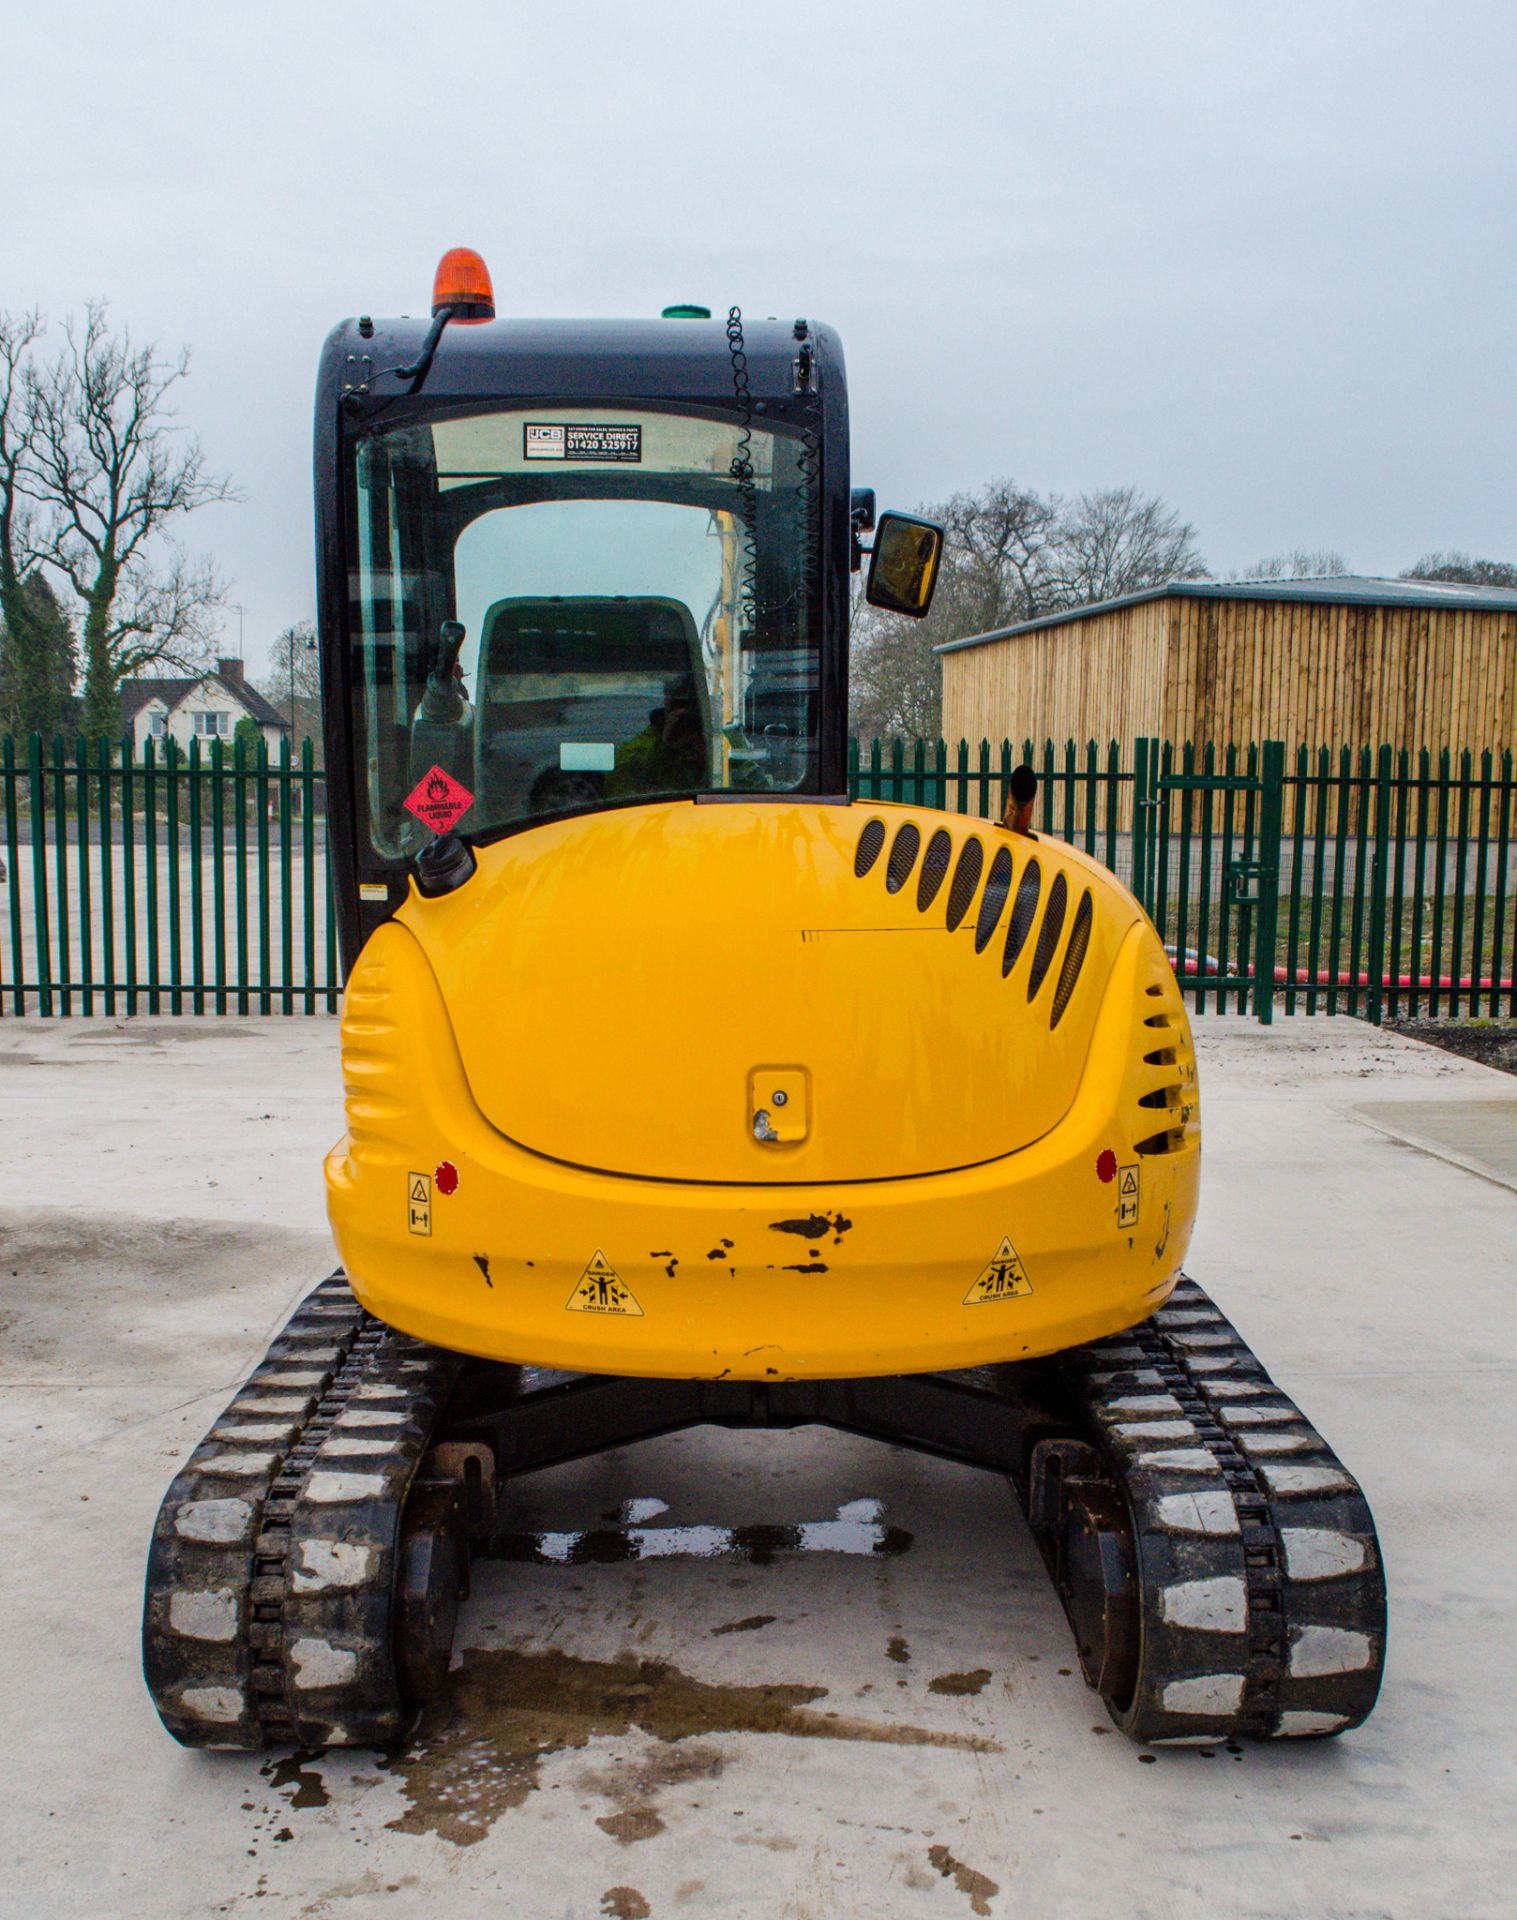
[319,314,842,415]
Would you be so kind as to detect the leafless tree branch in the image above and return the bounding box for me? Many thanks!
[12,300,239,733]
[1238,548,1350,580]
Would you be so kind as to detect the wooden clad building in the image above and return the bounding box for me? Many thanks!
[936,577,1517,750]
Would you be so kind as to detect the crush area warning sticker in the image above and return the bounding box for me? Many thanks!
[407,1172,432,1237]
[566,1250,644,1317]
[404,765,475,835]
[963,1235,1034,1305]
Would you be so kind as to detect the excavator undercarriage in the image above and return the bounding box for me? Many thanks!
[145,1271,1384,1749]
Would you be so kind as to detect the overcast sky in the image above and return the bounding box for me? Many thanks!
[5,0,1513,680]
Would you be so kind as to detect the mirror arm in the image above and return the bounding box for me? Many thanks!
[850,488,877,574]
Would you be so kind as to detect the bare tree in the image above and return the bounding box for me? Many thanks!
[21,302,236,738]
[1046,487,1208,607]
[849,596,947,741]
[850,479,1207,742]
[1240,548,1350,579]
[0,313,40,630]
[941,480,1062,629]
[0,312,77,737]
[1401,551,1517,589]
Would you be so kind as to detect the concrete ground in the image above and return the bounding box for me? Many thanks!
[1,1013,1514,1920]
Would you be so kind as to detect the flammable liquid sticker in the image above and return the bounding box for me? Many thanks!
[403,765,474,834]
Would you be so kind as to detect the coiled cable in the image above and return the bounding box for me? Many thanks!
[725,306,760,639]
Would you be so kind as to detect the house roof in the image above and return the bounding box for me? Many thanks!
[934,575,1517,656]
[118,671,291,729]
[118,678,191,720]
[223,677,292,729]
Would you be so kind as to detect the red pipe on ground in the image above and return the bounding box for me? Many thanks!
[1167,949,1514,993]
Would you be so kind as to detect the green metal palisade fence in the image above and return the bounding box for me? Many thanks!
[2,734,1514,1023]
[1,735,337,1019]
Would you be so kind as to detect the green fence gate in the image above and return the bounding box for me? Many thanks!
[1132,739,1287,1023]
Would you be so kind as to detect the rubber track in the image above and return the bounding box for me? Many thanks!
[1055,1273,1386,1742]
[143,1274,461,1749]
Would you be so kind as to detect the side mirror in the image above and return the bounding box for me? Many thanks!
[865,512,944,618]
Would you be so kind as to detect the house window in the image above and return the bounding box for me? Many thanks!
[193,711,230,736]
[148,713,168,737]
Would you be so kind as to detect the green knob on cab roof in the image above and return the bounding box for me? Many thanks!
[660,303,711,319]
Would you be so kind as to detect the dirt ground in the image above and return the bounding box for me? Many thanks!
[1386,1018,1517,1077]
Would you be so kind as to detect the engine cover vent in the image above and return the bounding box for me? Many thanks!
[1028,872,1068,1000]
[917,828,953,911]
[975,846,1014,954]
[885,822,921,893]
[1050,889,1094,1029]
[1002,860,1041,977]
[854,817,886,876]
[945,838,984,931]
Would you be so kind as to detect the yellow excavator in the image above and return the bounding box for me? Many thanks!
[144,250,1384,1751]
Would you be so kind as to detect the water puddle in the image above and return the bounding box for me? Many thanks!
[928,1844,1001,1915]
[928,1669,992,1698]
[487,1496,912,1567]
[262,1750,330,1808]
[382,1645,999,1847]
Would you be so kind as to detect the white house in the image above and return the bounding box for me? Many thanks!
[119,660,292,754]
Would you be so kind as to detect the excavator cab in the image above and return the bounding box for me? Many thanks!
[318,300,858,949]
[143,257,1384,1758]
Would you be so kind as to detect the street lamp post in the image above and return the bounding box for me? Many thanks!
[287,626,317,750]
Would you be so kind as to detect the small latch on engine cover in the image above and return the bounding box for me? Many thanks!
[749,1066,809,1145]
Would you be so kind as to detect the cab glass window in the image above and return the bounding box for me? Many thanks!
[348,407,820,858]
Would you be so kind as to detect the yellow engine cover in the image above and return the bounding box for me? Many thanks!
[406,802,1129,1181]
[326,801,1200,1379]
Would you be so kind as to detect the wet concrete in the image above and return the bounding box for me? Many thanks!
[488,1495,914,1567]
[928,1670,992,1698]
[927,1844,1001,1915]
[384,1644,994,1847]
[600,1889,652,1919]
[3,1013,1517,1917]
